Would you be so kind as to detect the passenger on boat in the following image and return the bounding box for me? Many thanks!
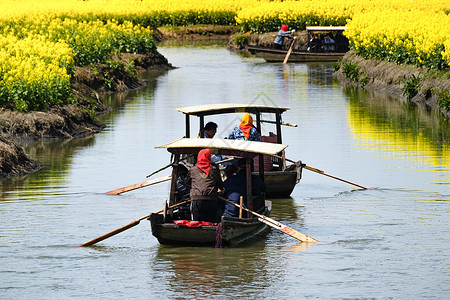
[202,121,218,138]
[227,113,261,142]
[223,161,266,218]
[308,34,321,52]
[174,163,191,220]
[273,24,295,50]
[185,149,224,223]
[323,35,335,52]
[199,121,224,164]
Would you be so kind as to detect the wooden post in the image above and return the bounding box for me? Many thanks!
[163,199,168,222]
[275,112,283,169]
[239,196,243,218]
[246,158,253,214]
[255,111,261,135]
[199,116,204,138]
[275,112,282,144]
[281,150,287,170]
[168,154,179,209]
[185,115,190,138]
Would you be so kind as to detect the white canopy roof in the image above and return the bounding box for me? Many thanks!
[156,138,287,157]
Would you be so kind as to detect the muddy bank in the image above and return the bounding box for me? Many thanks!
[0,136,41,178]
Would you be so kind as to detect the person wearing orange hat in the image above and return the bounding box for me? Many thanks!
[185,149,224,222]
[227,113,261,142]
[273,24,295,50]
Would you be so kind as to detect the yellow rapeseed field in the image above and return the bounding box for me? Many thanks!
[0,0,448,111]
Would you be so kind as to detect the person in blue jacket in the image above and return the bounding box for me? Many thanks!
[223,160,266,218]
[273,24,295,49]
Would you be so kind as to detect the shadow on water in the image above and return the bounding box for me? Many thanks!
[98,68,165,125]
[0,136,96,201]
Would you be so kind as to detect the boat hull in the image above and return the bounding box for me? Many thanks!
[149,201,272,247]
[248,46,345,62]
[263,171,298,198]
[257,161,303,198]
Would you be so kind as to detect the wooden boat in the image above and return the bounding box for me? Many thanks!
[176,103,303,198]
[148,138,288,247]
[248,26,349,63]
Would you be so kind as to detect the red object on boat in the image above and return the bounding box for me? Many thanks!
[174,220,217,227]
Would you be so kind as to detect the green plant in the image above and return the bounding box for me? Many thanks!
[334,58,342,72]
[234,34,248,47]
[437,90,450,110]
[342,61,360,83]
[402,73,422,100]
[126,58,138,80]
[360,73,369,87]
[102,73,115,90]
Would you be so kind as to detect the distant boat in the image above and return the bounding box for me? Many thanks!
[248,26,349,63]
[176,103,303,198]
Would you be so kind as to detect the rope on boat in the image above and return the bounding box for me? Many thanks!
[215,222,223,248]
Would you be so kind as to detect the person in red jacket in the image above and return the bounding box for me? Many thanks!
[185,149,224,222]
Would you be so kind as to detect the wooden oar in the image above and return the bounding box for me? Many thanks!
[219,196,318,243]
[146,154,195,178]
[272,154,368,189]
[104,175,172,195]
[79,199,192,247]
[260,119,298,127]
[283,37,297,64]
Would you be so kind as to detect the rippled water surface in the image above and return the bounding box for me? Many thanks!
[1,41,449,299]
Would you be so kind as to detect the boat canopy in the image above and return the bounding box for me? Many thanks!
[306,26,347,33]
[176,103,289,116]
[156,138,287,158]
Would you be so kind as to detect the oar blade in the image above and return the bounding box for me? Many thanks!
[104,175,172,195]
[257,217,318,243]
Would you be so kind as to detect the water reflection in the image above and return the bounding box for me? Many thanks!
[152,241,283,298]
[345,86,449,178]
[0,137,95,201]
[306,62,336,86]
[98,69,163,126]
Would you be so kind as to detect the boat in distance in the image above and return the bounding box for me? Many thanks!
[248,26,349,63]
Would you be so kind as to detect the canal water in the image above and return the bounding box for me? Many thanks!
[1,41,448,299]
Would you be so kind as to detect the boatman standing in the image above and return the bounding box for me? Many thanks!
[273,24,295,49]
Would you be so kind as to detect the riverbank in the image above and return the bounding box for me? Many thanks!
[334,51,450,119]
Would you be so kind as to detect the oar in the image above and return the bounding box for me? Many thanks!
[219,196,318,243]
[283,37,297,64]
[146,154,195,178]
[105,157,235,195]
[104,175,172,195]
[272,155,368,189]
[79,199,192,247]
[260,119,298,127]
